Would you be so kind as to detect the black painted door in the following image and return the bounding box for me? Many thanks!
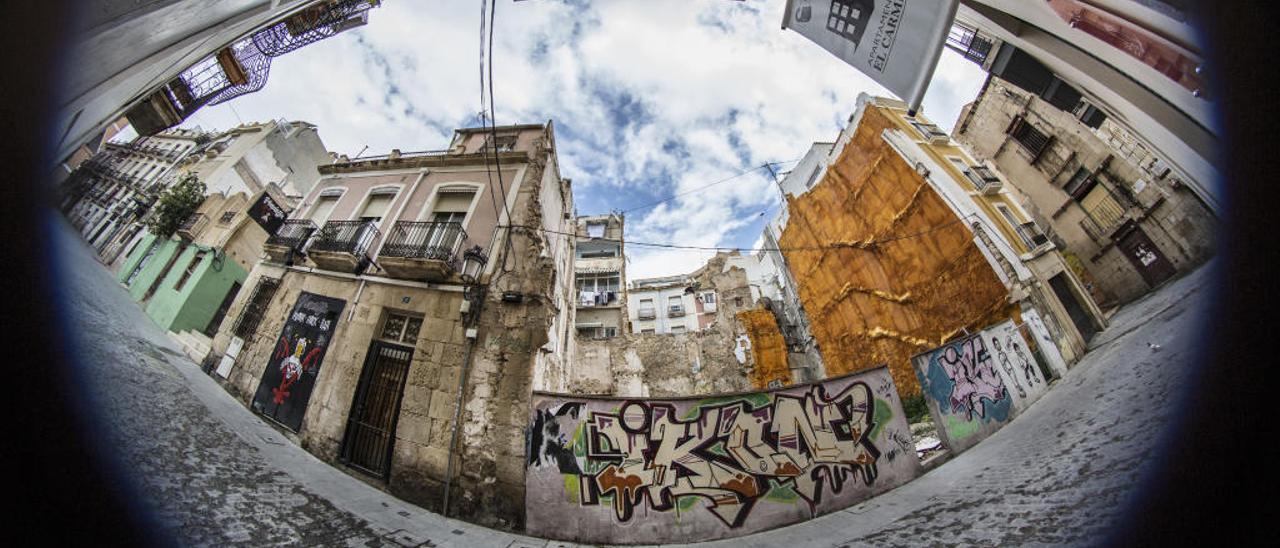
[340,341,414,478]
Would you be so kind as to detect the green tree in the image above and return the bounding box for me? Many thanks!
[146,174,206,239]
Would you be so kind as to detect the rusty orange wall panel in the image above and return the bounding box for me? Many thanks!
[779,106,1010,396]
[737,307,790,390]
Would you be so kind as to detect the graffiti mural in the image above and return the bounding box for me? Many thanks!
[912,331,1013,453]
[984,320,1049,412]
[526,367,922,544]
[251,292,344,432]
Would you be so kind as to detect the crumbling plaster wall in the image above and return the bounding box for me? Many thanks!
[779,106,1012,397]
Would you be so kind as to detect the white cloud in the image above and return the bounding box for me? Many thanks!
[187,0,986,278]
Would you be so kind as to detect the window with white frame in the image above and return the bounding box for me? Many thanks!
[359,188,398,224]
[310,190,343,225]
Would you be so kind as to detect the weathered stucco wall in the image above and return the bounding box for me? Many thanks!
[525,366,921,544]
[910,320,1049,454]
[779,106,1011,397]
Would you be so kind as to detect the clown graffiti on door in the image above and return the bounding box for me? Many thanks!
[251,292,345,431]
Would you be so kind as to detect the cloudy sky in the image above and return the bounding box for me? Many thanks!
[185,0,986,279]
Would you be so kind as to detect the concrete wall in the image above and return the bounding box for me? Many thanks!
[911,319,1048,454]
[525,366,922,544]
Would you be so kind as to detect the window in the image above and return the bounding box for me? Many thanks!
[641,329,655,334]
[379,311,423,344]
[586,222,605,238]
[125,240,160,287]
[638,299,656,319]
[233,277,280,339]
[671,325,687,334]
[1007,116,1052,161]
[576,272,620,294]
[577,240,619,259]
[311,191,342,224]
[1063,168,1096,201]
[219,210,237,224]
[910,120,948,141]
[173,250,207,292]
[701,292,716,304]
[429,187,476,223]
[359,188,398,224]
[668,295,685,317]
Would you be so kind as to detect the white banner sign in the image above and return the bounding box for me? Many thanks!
[782,0,958,111]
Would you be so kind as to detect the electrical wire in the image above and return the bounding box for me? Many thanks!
[617,158,802,215]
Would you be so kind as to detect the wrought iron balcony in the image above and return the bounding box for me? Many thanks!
[307,220,379,273]
[253,0,378,57]
[965,165,1003,194]
[1015,222,1051,251]
[177,213,209,240]
[264,219,318,263]
[378,221,467,281]
[668,304,686,317]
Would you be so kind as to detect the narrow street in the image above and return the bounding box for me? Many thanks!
[61,216,1212,547]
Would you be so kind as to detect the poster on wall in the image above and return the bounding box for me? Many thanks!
[251,292,345,432]
[247,191,289,236]
[525,367,923,544]
[782,0,959,110]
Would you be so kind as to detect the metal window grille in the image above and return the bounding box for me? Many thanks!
[233,277,281,339]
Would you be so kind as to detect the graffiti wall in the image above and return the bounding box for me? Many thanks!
[525,366,922,544]
[911,320,1049,453]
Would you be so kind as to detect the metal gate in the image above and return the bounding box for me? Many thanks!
[340,341,414,478]
[1115,222,1177,288]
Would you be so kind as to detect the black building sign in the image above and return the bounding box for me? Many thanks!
[248,191,289,235]
[251,292,345,432]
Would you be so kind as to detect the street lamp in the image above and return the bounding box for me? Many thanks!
[459,245,488,285]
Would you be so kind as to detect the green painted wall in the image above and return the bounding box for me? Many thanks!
[144,247,248,333]
[121,235,185,302]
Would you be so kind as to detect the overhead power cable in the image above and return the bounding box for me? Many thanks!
[618,158,802,215]
[501,211,996,253]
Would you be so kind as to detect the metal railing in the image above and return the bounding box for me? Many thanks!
[309,220,380,255]
[638,308,656,320]
[966,165,1003,193]
[378,221,467,264]
[668,304,686,317]
[1015,222,1050,250]
[267,219,318,251]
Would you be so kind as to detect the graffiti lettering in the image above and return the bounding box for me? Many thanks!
[535,383,882,528]
[936,336,1007,420]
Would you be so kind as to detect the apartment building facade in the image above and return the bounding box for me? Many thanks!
[948,0,1219,213]
[572,213,627,339]
[954,76,1216,308]
[203,122,575,529]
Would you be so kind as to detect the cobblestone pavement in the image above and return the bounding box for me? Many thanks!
[63,217,1212,547]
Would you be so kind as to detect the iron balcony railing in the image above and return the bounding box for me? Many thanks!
[379,221,467,264]
[267,219,319,251]
[309,220,380,256]
[966,165,1003,193]
[1015,222,1050,250]
[668,304,686,317]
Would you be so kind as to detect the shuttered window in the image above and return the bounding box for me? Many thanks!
[432,188,476,214]
[311,195,340,224]
[359,190,397,223]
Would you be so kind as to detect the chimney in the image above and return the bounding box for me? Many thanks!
[389,149,402,160]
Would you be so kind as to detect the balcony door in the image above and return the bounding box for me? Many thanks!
[422,187,476,250]
[355,189,397,253]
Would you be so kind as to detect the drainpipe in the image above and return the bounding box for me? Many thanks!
[441,283,485,517]
[347,279,367,323]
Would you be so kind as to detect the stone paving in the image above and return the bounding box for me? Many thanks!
[62,216,1212,547]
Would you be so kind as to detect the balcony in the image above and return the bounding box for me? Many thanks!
[307,220,379,273]
[668,304,686,317]
[637,308,656,321]
[966,165,1003,195]
[377,221,467,281]
[264,219,318,263]
[1015,222,1051,252]
[910,121,950,145]
[177,213,209,240]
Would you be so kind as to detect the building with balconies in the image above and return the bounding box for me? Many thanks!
[573,213,627,339]
[198,122,577,526]
[954,75,1216,309]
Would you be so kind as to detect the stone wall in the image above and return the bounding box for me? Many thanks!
[525,366,922,544]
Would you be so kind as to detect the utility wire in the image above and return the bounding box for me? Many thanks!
[500,211,987,253]
[618,158,802,215]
